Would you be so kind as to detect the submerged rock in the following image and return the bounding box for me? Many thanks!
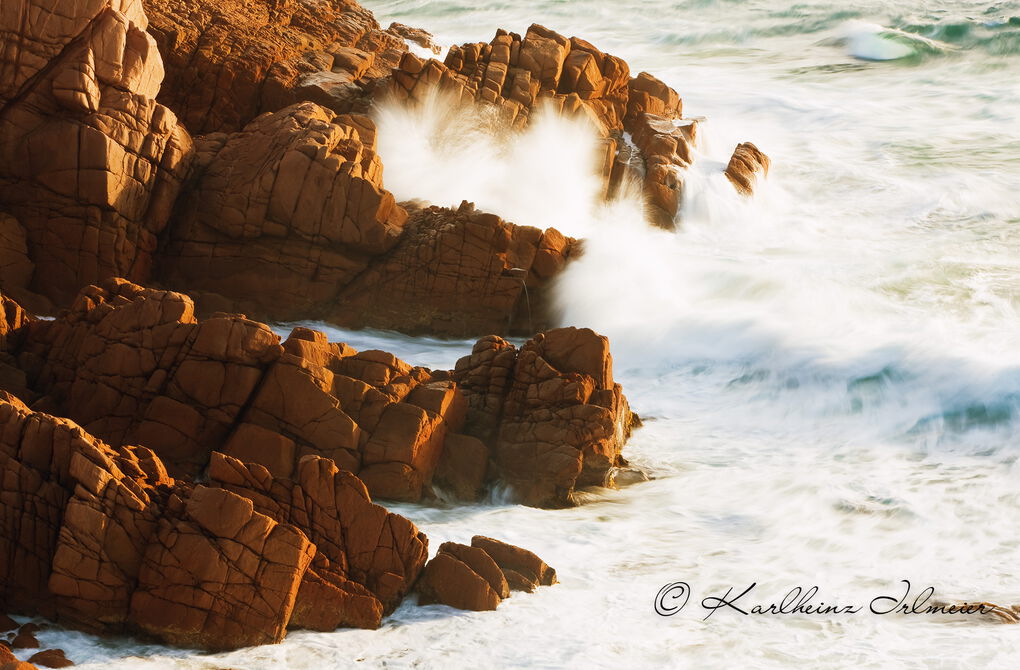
[27,649,73,668]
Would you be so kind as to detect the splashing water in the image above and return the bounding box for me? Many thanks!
[375,88,609,237]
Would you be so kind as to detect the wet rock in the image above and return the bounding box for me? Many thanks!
[389,23,704,223]
[434,433,490,501]
[416,538,551,611]
[9,632,36,649]
[27,650,73,668]
[0,617,14,634]
[388,23,442,55]
[725,142,771,195]
[0,646,15,665]
[471,536,557,591]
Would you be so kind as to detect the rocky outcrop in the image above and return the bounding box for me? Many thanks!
[160,102,408,321]
[725,142,771,195]
[389,24,728,227]
[415,536,555,611]
[454,328,635,507]
[6,279,633,507]
[330,202,577,336]
[12,279,463,501]
[0,283,587,649]
[0,392,428,650]
[142,0,420,134]
[208,452,427,630]
[0,0,193,307]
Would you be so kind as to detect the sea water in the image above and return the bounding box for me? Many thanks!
[39,1,1020,667]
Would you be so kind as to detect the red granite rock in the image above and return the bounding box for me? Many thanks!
[0,0,193,306]
[142,0,423,133]
[160,102,408,322]
[471,536,557,590]
[129,485,315,650]
[454,327,634,507]
[416,538,551,611]
[331,202,577,336]
[208,453,429,622]
[725,142,771,195]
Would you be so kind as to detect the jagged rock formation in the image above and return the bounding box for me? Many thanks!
[416,536,556,611]
[0,0,194,307]
[0,390,427,650]
[453,328,635,507]
[0,284,598,649]
[389,23,764,227]
[159,102,408,320]
[331,201,578,336]
[141,0,414,134]
[0,0,768,338]
[6,279,632,507]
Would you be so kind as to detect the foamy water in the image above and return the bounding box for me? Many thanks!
[32,1,1020,668]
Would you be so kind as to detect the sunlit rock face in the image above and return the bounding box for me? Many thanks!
[0,0,193,306]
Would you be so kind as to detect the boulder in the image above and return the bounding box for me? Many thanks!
[129,485,315,650]
[416,538,551,611]
[208,452,428,628]
[725,142,771,195]
[471,536,557,590]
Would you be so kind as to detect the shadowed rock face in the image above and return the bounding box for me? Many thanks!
[330,201,578,337]
[454,328,636,508]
